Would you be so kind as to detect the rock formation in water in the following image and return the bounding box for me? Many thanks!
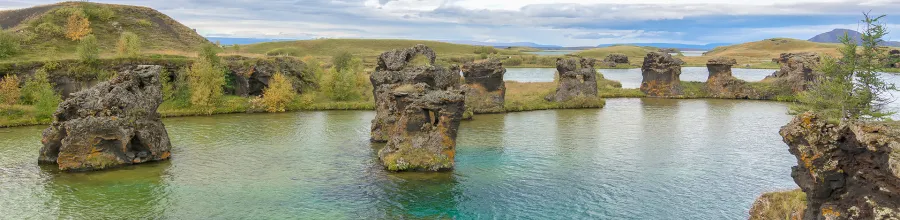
[38,65,172,171]
[780,112,900,219]
[704,57,759,99]
[545,57,599,102]
[602,53,629,67]
[223,56,311,97]
[462,59,505,114]
[370,45,466,171]
[640,52,683,97]
[765,52,821,92]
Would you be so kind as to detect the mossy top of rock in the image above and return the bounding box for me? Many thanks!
[706,57,736,65]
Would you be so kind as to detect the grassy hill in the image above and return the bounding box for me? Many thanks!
[240,38,522,58]
[0,1,209,61]
[574,45,658,59]
[704,38,843,58]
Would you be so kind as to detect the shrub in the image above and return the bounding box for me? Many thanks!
[0,31,20,59]
[159,69,174,101]
[20,69,60,120]
[136,19,153,27]
[265,48,301,57]
[303,58,325,89]
[262,72,296,112]
[198,43,221,67]
[331,52,353,71]
[0,75,20,105]
[187,58,225,114]
[84,5,115,21]
[504,57,523,66]
[77,35,100,62]
[34,23,64,37]
[474,46,498,54]
[116,32,141,57]
[65,11,91,41]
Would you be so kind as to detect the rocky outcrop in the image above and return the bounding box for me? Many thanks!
[640,52,683,97]
[222,56,311,97]
[658,48,679,54]
[704,57,759,99]
[462,59,505,114]
[602,53,629,67]
[370,45,465,171]
[38,65,172,171]
[780,112,900,219]
[886,50,900,68]
[545,57,599,102]
[765,52,821,92]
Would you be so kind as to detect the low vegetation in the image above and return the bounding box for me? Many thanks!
[748,189,807,220]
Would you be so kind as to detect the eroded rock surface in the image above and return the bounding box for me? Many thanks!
[39,65,172,171]
[223,56,310,97]
[780,112,900,219]
[462,59,505,113]
[704,57,757,99]
[640,52,683,97]
[602,53,629,67]
[765,52,821,92]
[545,57,599,102]
[370,45,465,171]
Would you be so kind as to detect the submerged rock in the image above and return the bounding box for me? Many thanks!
[602,53,629,67]
[640,52,683,97]
[38,65,172,171]
[780,113,900,219]
[545,57,599,102]
[765,52,821,92]
[462,59,506,114]
[370,45,465,171]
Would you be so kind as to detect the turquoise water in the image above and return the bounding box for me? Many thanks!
[0,98,797,219]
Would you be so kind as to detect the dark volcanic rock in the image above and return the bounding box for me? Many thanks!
[887,50,900,68]
[462,59,506,113]
[544,57,599,102]
[640,52,683,97]
[765,52,821,92]
[370,45,466,171]
[223,56,310,97]
[602,53,629,67]
[780,113,900,219]
[38,65,172,171]
[704,57,756,99]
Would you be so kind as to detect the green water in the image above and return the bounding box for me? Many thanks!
[0,98,797,219]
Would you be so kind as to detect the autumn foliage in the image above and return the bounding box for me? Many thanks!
[262,72,296,112]
[65,12,91,41]
[0,75,20,105]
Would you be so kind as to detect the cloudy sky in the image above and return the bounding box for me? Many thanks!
[2,0,900,46]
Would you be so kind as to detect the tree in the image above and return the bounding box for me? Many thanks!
[20,69,61,120]
[0,75,20,105]
[0,30,20,59]
[116,32,141,58]
[331,52,352,72]
[187,58,225,114]
[198,43,221,67]
[65,11,91,41]
[793,13,898,121]
[262,72,296,112]
[77,35,99,62]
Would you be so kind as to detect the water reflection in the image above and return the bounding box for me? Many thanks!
[47,161,171,219]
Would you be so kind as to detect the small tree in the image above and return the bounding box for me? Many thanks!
[20,69,60,120]
[233,44,240,54]
[65,11,91,41]
[331,52,352,72]
[794,13,898,121]
[187,58,225,114]
[198,43,221,67]
[116,32,141,58]
[262,72,296,112]
[0,75,20,105]
[77,35,100,62]
[0,30,20,59]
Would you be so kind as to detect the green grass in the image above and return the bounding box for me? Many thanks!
[748,189,806,220]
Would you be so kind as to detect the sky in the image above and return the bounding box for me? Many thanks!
[2,0,900,46]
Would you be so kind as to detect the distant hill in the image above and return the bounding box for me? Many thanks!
[809,29,900,46]
[241,39,523,58]
[705,38,842,58]
[0,1,209,61]
[573,45,658,59]
[206,37,296,45]
[442,40,562,48]
[597,43,730,51]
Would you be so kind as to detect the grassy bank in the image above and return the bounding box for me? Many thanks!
[748,189,806,220]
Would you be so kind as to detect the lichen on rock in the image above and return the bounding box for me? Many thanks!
[765,52,822,93]
[38,65,172,171]
[779,112,900,219]
[545,57,599,102]
[370,45,465,172]
[640,52,683,97]
[462,59,505,114]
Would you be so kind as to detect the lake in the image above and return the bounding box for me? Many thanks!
[505,67,776,87]
[0,98,797,219]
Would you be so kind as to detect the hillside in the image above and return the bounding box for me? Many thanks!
[573,45,658,59]
[240,38,523,59]
[704,38,843,58]
[809,29,900,46]
[0,1,209,61]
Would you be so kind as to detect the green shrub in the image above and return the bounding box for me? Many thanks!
[265,48,301,57]
[187,58,225,114]
[331,52,353,71]
[198,43,222,67]
[136,19,153,27]
[0,75,20,105]
[0,31,20,59]
[34,23,64,37]
[84,5,115,21]
[77,34,100,62]
[474,46,498,54]
[504,57,523,66]
[20,69,60,120]
[262,72,297,112]
[116,31,141,57]
[159,69,174,101]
